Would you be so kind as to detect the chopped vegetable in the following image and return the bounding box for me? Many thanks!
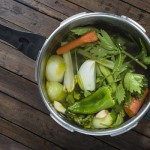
[53,101,66,114]
[66,112,93,129]
[124,88,149,117]
[124,72,145,94]
[97,30,118,51]
[45,26,149,129]
[68,86,115,114]
[46,81,67,102]
[111,105,125,127]
[73,91,81,100]
[92,111,115,128]
[138,39,150,65]
[78,60,96,91]
[46,55,66,82]
[63,52,75,92]
[71,26,98,36]
[111,113,124,128]
[99,65,116,93]
[96,110,109,119]
[78,50,115,69]
[56,31,98,55]
[116,82,125,104]
[84,90,91,97]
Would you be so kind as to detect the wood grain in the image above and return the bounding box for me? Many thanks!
[0,91,116,150]
[15,0,67,21]
[0,134,31,150]
[0,0,59,37]
[0,41,35,82]
[28,0,88,16]
[0,67,48,114]
[0,14,150,140]
[135,119,150,138]
[122,0,150,13]
[67,0,150,35]
[98,130,150,149]
[0,0,150,149]
[1,66,150,149]
[0,118,63,150]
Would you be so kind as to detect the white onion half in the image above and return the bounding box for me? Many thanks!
[78,60,96,91]
[46,55,66,82]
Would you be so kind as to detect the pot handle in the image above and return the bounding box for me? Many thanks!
[0,24,46,60]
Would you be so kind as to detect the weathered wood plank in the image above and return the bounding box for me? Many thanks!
[0,17,28,32]
[1,66,150,149]
[0,117,63,150]
[0,18,36,82]
[67,0,150,35]
[15,0,67,21]
[98,130,150,150]
[0,91,116,150]
[122,0,150,13]
[0,0,149,148]
[27,0,88,16]
[1,25,150,140]
[134,119,150,138]
[0,133,31,150]
[0,0,59,37]
[0,66,48,114]
[0,41,35,82]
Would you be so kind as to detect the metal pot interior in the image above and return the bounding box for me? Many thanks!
[37,13,150,135]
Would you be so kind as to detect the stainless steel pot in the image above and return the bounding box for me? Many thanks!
[1,12,150,136]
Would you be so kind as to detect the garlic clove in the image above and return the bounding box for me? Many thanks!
[96,110,109,119]
[53,101,66,114]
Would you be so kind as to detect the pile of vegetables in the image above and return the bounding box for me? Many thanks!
[45,26,150,129]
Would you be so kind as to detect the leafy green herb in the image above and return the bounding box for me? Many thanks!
[65,93,75,106]
[138,39,150,65]
[116,82,125,104]
[66,111,93,128]
[112,34,126,49]
[84,90,91,97]
[71,27,98,36]
[97,30,118,51]
[111,104,125,127]
[122,50,147,69]
[78,50,115,69]
[113,50,128,81]
[74,91,81,100]
[124,72,144,94]
[111,113,124,128]
[124,91,132,105]
[53,26,149,129]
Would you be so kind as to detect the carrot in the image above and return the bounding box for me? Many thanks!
[124,88,149,117]
[56,31,98,55]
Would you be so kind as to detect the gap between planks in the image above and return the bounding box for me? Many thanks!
[0,67,150,149]
[0,116,65,150]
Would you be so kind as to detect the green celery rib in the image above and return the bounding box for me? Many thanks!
[122,51,147,69]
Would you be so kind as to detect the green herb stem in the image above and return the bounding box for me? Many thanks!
[75,50,79,72]
[122,51,147,69]
[78,51,114,69]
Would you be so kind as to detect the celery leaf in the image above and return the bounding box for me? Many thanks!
[124,72,144,94]
[116,82,125,104]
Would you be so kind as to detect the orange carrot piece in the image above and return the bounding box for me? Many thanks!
[56,31,98,55]
[124,88,149,117]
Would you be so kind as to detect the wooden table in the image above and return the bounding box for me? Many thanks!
[0,0,150,149]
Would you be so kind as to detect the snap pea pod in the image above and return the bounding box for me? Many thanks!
[68,86,115,114]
